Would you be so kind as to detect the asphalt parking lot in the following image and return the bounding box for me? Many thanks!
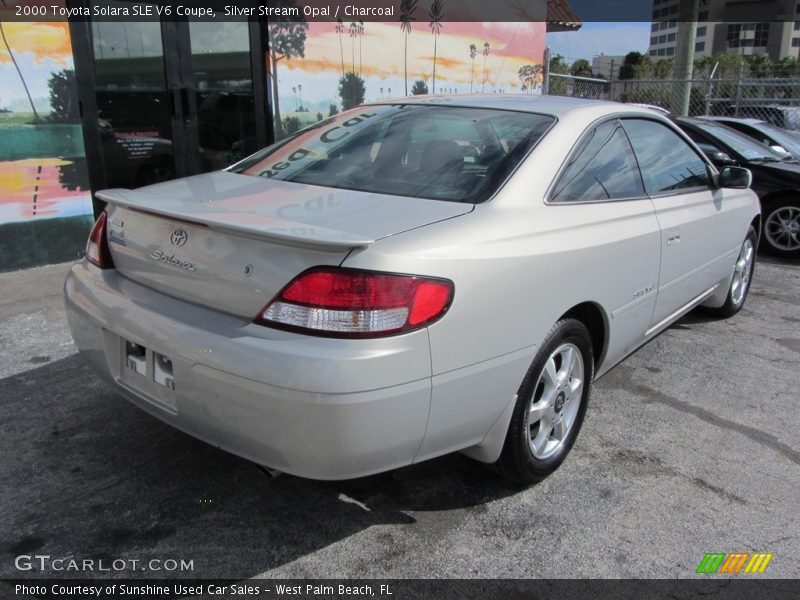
[1,257,798,580]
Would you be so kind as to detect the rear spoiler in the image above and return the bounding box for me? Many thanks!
[96,188,373,251]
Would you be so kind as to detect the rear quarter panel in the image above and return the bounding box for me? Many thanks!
[343,113,664,458]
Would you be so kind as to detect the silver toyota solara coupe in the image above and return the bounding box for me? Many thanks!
[65,96,760,484]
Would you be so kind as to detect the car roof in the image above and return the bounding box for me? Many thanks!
[702,116,765,125]
[367,94,659,118]
[676,116,727,127]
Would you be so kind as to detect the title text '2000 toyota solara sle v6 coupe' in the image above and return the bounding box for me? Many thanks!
[65,97,760,484]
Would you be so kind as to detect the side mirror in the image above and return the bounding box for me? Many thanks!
[709,150,737,166]
[719,166,752,189]
[769,144,790,157]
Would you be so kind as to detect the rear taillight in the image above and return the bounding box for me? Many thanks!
[85,212,114,269]
[254,267,454,338]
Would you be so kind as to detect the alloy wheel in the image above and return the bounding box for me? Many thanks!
[731,237,754,305]
[765,206,800,252]
[525,343,584,460]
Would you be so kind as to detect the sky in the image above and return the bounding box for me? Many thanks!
[546,22,652,64]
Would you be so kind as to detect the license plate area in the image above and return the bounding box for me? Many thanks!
[119,338,178,411]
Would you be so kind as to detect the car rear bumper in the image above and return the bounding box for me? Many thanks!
[64,262,433,480]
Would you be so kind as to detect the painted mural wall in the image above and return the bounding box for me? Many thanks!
[0,21,93,272]
[268,20,546,139]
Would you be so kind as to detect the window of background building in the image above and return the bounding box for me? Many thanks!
[669,19,677,27]
[794,21,800,30]
[658,48,666,56]
[651,36,657,44]
[792,38,800,47]
[659,34,667,43]
[699,11,708,20]
[650,50,657,55]
[695,41,705,52]
[727,24,741,48]
[660,22,669,30]
[754,23,769,46]
[668,32,676,42]
[652,23,659,31]
[666,47,675,55]
[697,26,706,37]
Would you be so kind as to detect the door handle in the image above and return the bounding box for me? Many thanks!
[180,87,192,124]
[171,87,194,124]
[666,228,681,246]
[171,87,181,117]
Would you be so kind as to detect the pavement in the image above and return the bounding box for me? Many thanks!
[1,258,798,580]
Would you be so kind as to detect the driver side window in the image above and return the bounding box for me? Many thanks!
[622,119,711,195]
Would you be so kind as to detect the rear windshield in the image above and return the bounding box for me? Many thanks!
[229,104,554,203]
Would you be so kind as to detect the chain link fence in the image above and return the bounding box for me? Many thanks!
[545,72,800,130]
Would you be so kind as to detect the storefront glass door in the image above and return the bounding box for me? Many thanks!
[75,3,267,194]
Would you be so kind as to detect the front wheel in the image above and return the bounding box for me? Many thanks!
[493,318,593,485]
[706,225,757,318]
[763,199,800,258]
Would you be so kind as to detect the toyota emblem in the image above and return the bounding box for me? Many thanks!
[170,229,188,247]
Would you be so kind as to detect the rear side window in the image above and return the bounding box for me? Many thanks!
[622,119,710,194]
[551,120,644,202]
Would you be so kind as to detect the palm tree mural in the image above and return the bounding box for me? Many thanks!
[518,64,541,94]
[0,22,39,121]
[297,83,303,111]
[268,14,309,139]
[482,42,490,93]
[399,0,417,96]
[358,21,364,76]
[428,0,444,94]
[469,44,477,93]
[349,22,358,74]
[335,19,345,78]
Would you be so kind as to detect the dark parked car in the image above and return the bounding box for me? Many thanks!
[703,117,800,160]
[724,105,800,133]
[676,117,800,258]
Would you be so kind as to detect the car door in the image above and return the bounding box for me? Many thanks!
[548,118,662,365]
[622,118,737,328]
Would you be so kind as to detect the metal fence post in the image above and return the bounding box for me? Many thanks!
[704,62,718,116]
[734,61,744,116]
[542,47,550,96]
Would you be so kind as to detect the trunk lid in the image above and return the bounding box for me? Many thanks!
[99,171,472,317]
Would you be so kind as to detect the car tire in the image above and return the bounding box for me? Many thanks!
[762,197,800,259]
[706,225,757,319]
[493,318,593,485]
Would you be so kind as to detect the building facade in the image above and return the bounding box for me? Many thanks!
[648,0,800,60]
[591,54,626,79]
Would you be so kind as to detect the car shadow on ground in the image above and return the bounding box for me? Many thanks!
[0,355,523,580]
